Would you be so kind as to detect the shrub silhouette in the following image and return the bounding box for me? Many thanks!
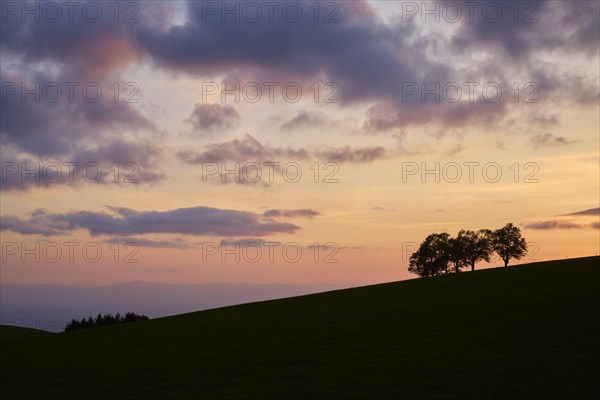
[64,312,149,332]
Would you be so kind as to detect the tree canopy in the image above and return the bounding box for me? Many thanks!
[409,233,451,277]
[491,223,528,267]
[408,223,527,277]
[64,312,149,332]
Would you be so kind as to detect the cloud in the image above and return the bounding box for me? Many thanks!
[523,220,584,230]
[217,239,343,252]
[178,134,386,165]
[178,134,310,164]
[373,207,396,212]
[1,206,301,237]
[444,143,466,157]
[219,238,269,247]
[104,237,195,249]
[263,209,320,219]
[2,0,597,139]
[0,140,164,192]
[0,1,143,79]
[523,208,600,230]
[185,103,240,135]
[0,214,66,236]
[280,111,326,131]
[0,70,155,157]
[176,134,387,185]
[0,68,163,192]
[315,146,386,163]
[561,208,600,217]
[450,1,599,61]
[137,1,598,132]
[1,11,161,188]
[529,134,577,149]
[136,2,392,88]
[137,0,522,133]
[363,95,511,133]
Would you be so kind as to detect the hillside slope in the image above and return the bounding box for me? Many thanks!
[1,256,599,399]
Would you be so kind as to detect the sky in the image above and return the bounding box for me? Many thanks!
[0,0,599,286]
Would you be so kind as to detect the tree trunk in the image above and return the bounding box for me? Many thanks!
[471,261,475,272]
[504,257,509,267]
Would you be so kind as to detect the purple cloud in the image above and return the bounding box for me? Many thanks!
[530,134,577,149]
[185,103,240,135]
[263,209,320,219]
[562,208,600,217]
[178,134,386,165]
[523,208,600,230]
[1,206,301,237]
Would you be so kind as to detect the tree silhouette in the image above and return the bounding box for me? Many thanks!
[491,223,528,267]
[448,236,467,273]
[408,223,528,276]
[64,312,149,332]
[459,229,493,271]
[409,233,451,277]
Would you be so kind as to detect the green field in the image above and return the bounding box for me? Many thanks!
[2,257,599,399]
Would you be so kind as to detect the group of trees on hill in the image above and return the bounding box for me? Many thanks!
[409,223,528,277]
[64,312,149,332]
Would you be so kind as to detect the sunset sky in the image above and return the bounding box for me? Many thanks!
[1,0,598,286]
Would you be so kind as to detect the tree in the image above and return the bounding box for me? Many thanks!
[448,236,467,273]
[64,312,149,332]
[491,223,528,267]
[64,318,80,332]
[409,233,451,277]
[458,229,493,271]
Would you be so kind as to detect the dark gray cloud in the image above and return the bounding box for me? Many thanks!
[529,134,577,149]
[136,1,390,88]
[0,1,141,78]
[1,206,301,237]
[450,1,599,61]
[0,1,184,85]
[185,103,240,135]
[263,209,320,219]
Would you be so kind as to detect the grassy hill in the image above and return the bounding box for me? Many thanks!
[2,256,599,399]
